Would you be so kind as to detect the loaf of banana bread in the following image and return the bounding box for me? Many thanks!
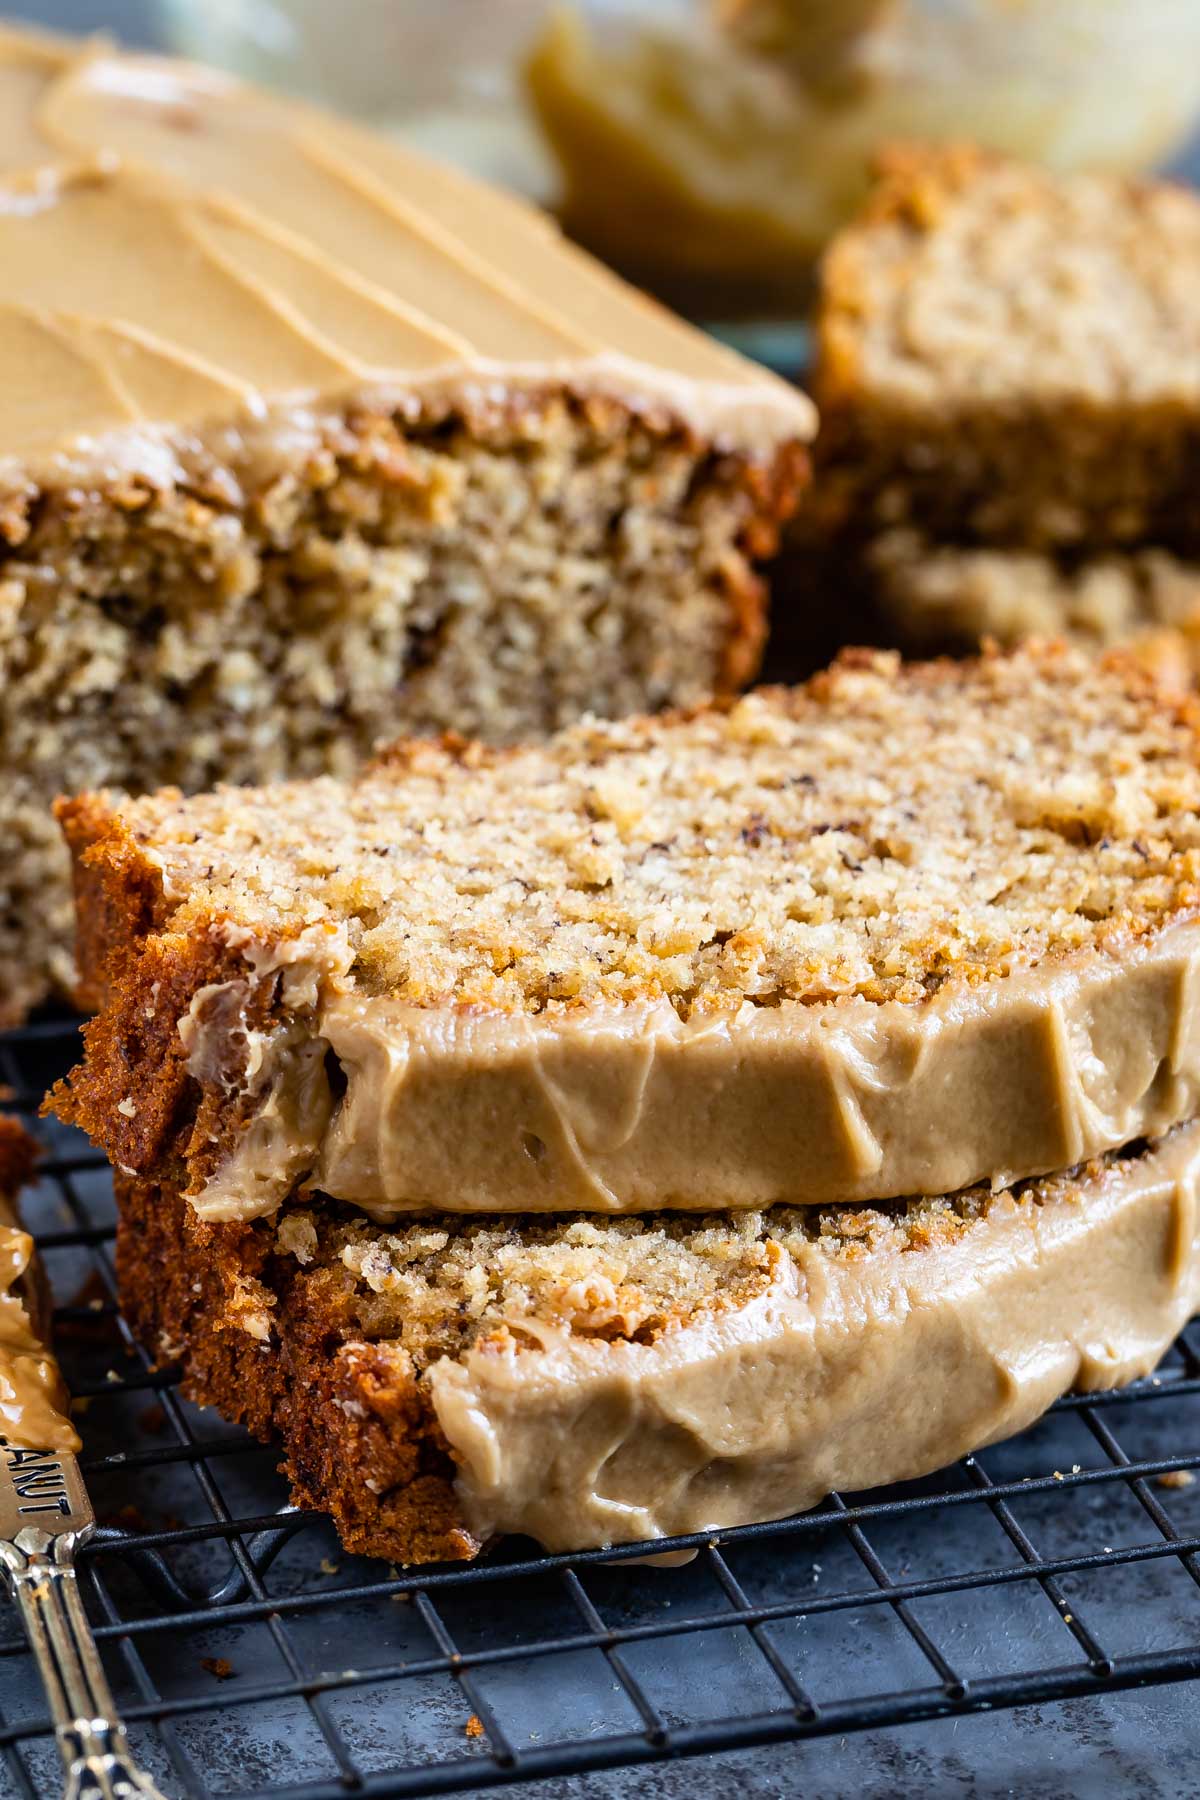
[807,145,1200,667]
[0,23,811,1022]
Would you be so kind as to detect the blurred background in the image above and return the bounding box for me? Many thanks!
[15,0,1200,362]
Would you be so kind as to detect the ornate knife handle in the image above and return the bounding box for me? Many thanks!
[0,1442,168,1800]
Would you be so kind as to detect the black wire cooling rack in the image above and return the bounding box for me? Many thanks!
[2,1015,1200,1798]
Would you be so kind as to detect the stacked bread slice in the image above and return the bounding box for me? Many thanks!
[0,1117,77,1454]
[809,145,1200,679]
[50,643,1200,1561]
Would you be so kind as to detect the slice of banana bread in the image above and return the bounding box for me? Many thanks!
[0,25,811,1023]
[51,643,1200,1217]
[866,532,1200,680]
[813,144,1200,552]
[114,1122,1200,1561]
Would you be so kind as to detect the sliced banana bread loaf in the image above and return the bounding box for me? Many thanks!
[0,24,811,1023]
[51,643,1200,1217]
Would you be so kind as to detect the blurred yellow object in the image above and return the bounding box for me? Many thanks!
[528,0,1200,314]
[717,0,897,96]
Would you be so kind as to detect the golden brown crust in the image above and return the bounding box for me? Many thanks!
[719,439,810,689]
[842,140,1176,244]
[114,1174,478,1565]
[46,927,264,1190]
[0,1118,37,1202]
[55,794,171,1012]
[51,792,281,1187]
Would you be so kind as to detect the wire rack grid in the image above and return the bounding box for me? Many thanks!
[0,1014,1199,1799]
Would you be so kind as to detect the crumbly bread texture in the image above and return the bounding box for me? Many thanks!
[50,643,1200,1212]
[866,532,1200,682]
[813,145,1200,551]
[0,26,809,1025]
[113,1127,1200,1562]
[64,642,1200,1013]
[5,399,799,1024]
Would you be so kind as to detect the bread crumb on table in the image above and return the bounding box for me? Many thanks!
[1156,1469,1195,1490]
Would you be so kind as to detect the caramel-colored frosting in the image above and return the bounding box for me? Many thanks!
[0,23,812,481]
[184,917,1200,1220]
[0,1189,77,1454]
[432,1122,1200,1551]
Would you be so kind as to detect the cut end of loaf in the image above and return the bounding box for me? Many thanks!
[4,394,806,1025]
